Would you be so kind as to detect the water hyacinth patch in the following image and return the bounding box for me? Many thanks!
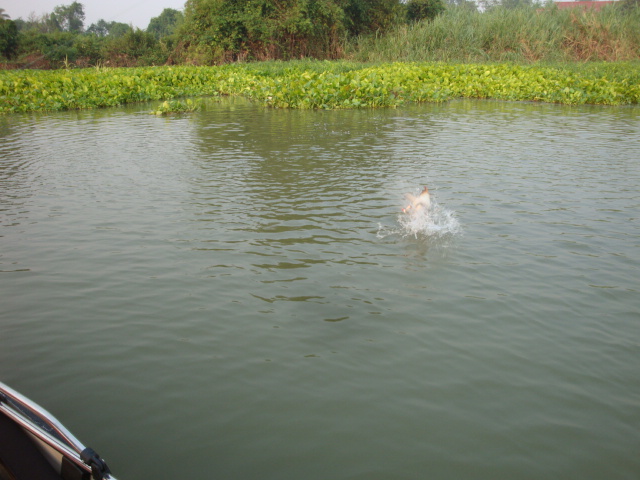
[1,61,639,114]
[151,98,202,115]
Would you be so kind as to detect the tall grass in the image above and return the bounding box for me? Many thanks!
[348,5,640,63]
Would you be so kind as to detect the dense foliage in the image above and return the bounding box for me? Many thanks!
[177,0,348,62]
[1,0,448,67]
[85,20,131,38]
[0,17,18,59]
[2,4,183,68]
[3,0,640,67]
[1,61,638,114]
[174,0,434,62]
[147,8,184,39]
[406,0,447,22]
[49,2,85,33]
[339,0,404,36]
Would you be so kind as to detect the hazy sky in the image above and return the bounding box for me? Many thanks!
[3,0,187,29]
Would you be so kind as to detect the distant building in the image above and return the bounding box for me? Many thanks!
[554,1,616,10]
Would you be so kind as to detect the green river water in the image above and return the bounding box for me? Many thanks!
[1,98,639,479]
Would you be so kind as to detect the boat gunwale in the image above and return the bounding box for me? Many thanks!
[0,381,116,479]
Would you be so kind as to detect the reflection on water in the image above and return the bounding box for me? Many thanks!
[1,99,639,480]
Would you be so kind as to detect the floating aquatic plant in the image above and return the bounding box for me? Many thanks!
[1,61,639,114]
[151,98,200,115]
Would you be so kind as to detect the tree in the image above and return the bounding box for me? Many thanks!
[109,22,132,37]
[52,2,85,32]
[13,14,41,32]
[180,0,346,61]
[102,28,164,65]
[0,16,19,59]
[0,8,10,20]
[178,0,412,62]
[42,13,62,33]
[339,0,402,36]
[147,8,184,39]
[87,19,131,37]
[406,0,445,22]
[86,19,110,36]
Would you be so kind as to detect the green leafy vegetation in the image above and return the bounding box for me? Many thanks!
[2,1,640,67]
[0,14,18,59]
[406,0,447,23]
[147,8,184,40]
[1,61,638,114]
[151,98,201,115]
[4,3,183,68]
[176,0,350,63]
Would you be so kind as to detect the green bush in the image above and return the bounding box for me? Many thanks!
[406,0,445,22]
[0,19,19,59]
[147,8,184,39]
[340,0,403,36]
[73,34,103,64]
[102,29,166,66]
[29,31,80,64]
[179,0,346,62]
[178,0,412,63]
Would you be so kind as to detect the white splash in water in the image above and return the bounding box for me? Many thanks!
[378,202,461,240]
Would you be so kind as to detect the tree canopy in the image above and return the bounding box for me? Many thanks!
[4,0,451,65]
[179,0,349,61]
[52,1,86,32]
[86,19,131,37]
[0,14,19,59]
[147,8,184,39]
[177,0,443,62]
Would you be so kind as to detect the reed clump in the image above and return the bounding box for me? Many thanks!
[348,5,640,63]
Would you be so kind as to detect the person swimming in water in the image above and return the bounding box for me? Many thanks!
[402,186,431,214]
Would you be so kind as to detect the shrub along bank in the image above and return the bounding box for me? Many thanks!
[1,61,639,114]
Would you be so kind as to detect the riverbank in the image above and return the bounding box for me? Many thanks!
[1,61,639,114]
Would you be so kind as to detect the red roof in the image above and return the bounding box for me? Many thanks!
[554,1,615,10]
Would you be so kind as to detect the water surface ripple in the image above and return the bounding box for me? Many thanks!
[1,100,639,480]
